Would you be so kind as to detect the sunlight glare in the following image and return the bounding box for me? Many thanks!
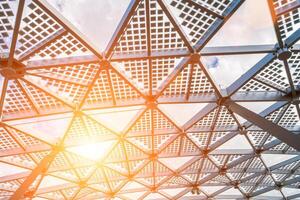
[68,141,115,161]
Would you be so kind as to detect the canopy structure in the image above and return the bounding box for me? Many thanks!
[0,0,300,199]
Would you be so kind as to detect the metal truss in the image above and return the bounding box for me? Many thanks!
[0,0,300,199]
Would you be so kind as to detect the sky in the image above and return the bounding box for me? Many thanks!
[47,0,130,51]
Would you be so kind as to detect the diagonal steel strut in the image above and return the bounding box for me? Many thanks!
[225,100,300,151]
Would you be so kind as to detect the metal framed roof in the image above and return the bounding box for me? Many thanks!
[0,0,300,199]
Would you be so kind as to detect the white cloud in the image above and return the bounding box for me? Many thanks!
[47,0,130,50]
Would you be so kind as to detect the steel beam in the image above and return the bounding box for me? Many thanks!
[18,29,67,62]
[225,100,300,151]
[285,28,300,47]
[243,101,289,129]
[0,78,9,119]
[184,0,223,19]
[111,49,190,61]
[158,93,217,103]
[24,44,287,69]
[158,90,296,103]
[158,0,194,52]
[0,90,294,122]
[267,0,284,48]
[269,156,300,171]
[7,0,25,67]
[0,171,29,183]
[15,79,40,114]
[26,55,99,70]
[231,91,292,102]
[195,0,245,51]
[9,150,59,199]
[111,44,295,60]
[226,27,300,96]
[155,57,191,97]
[182,103,217,130]
[226,53,275,96]
[21,77,75,109]
[145,0,152,96]
[105,0,141,58]
[200,44,277,56]
[33,0,103,59]
[25,72,88,87]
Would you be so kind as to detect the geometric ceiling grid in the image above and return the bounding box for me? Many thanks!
[0,0,300,199]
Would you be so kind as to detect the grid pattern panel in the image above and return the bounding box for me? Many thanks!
[113,60,149,92]
[190,64,214,94]
[289,52,300,85]
[188,132,210,148]
[153,109,176,131]
[241,59,290,92]
[3,80,33,115]
[64,115,115,145]
[27,64,99,104]
[152,58,177,90]
[240,79,276,92]
[28,63,98,84]
[277,3,300,39]
[0,154,35,169]
[0,127,19,151]
[169,0,218,45]
[273,0,297,8]
[113,0,147,55]
[0,1,15,53]
[194,0,233,15]
[248,131,272,147]
[214,106,236,128]
[191,107,218,130]
[86,70,112,104]
[128,136,152,151]
[163,64,190,95]
[39,78,87,104]
[129,109,152,134]
[34,33,89,59]
[154,134,174,150]
[16,1,62,56]
[21,80,65,109]
[278,104,300,129]
[8,127,43,147]
[110,69,141,100]
[181,136,201,154]
[256,60,290,90]
[0,179,22,193]
[64,116,86,141]
[149,0,186,51]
